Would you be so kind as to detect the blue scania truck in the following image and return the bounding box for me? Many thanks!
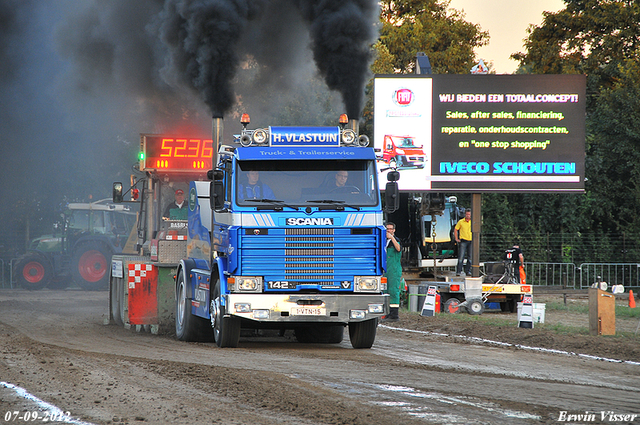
[109,115,398,348]
[175,115,399,348]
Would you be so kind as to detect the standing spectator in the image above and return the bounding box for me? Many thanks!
[383,222,402,322]
[454,210,472,276]
[511,244,526,284]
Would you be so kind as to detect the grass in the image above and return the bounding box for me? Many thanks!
[403,302,640,339]
[544,300,640,318]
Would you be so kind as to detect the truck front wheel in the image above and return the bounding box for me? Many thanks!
[211,279,240,348]
[175,272,212,341]
[348,318,378,349]
[16,253,51,290]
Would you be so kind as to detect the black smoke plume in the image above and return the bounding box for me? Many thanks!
[294,0,378,118]
[154,0,378,119]
[154,0,266,118]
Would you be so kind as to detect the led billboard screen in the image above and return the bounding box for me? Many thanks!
[374,75,586,192]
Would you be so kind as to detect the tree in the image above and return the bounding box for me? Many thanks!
[361,0,488,136]
[511,0,640,109]
[586,58,640,233]
[378,0,488,74]
[508,0,640,256]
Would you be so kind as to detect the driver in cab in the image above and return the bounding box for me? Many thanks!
[326,171,359,194]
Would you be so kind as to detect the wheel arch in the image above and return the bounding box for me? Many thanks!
[71,236,115,255]
[177,258,198,301]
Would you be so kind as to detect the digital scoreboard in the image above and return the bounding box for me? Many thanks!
[140,134,213,172]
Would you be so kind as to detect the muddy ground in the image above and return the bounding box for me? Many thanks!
[397,292,640,362]
[0,289,638,425]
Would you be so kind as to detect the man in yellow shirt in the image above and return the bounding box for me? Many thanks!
[454,210,472,276]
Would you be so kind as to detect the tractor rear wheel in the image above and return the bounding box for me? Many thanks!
[71,242,111,291]
[16,253,52,290]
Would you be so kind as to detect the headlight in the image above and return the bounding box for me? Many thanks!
[233,276,263,292]
[354,276,380,292]
[341,129,356,145]
[253,128,269,145]
[368,304,385,314]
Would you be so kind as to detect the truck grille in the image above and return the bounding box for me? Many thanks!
[239,227,378,289]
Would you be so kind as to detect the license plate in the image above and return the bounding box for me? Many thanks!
[290,307,327,316]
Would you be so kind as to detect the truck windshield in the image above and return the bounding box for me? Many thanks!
[392,136,421,148]
[236,160,379,207]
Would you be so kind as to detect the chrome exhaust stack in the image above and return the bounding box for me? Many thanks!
[211,116,223,166]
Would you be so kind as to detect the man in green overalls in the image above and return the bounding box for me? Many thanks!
[383,222,402,322]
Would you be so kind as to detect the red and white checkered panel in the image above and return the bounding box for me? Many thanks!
[128,263,155,289]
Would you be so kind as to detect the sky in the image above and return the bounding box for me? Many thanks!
[449,0,566,74]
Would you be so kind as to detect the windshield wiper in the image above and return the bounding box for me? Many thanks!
[244,199,298,211]
[305,199,360,211]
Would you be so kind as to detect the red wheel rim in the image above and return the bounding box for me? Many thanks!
[446,301,460,313]
[78,250,107,282]
[23,261,45,283]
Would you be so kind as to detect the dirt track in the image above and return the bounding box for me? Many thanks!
[1,289,639,425]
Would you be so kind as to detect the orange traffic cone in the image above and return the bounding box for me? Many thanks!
[630,290,637,308]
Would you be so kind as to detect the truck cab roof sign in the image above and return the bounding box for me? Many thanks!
[270,126,340,147]
[235,146,375,161]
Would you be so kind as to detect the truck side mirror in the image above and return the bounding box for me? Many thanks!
[384,182,399,213]
[113,182,124,203]
[210,181,225,211]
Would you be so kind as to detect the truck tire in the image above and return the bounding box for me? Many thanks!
[348,318,378,349]
[71,242,111,291]
[467,299,485,315]
[110,276,125,327]
[175,271,212,342]
[211,279,240,348]
[294,325,344,344]
[16,253,52,290]
[444,297,463,314]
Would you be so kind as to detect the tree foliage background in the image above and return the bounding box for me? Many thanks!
[372,0,640,264]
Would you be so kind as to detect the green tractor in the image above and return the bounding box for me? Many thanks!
[15,199,137,290]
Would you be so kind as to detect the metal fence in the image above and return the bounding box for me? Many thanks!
[422,261,639,290]
[523,262,640,290]
[578,263,640,289]
[525,263,577,288]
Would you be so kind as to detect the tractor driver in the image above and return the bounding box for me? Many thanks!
[163,189,188,220]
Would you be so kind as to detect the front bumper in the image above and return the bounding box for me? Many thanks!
[226,293,389,323]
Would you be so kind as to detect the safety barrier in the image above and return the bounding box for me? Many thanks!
[525,262,577,289]
[578,263,640,290]
[520,262,640,290]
